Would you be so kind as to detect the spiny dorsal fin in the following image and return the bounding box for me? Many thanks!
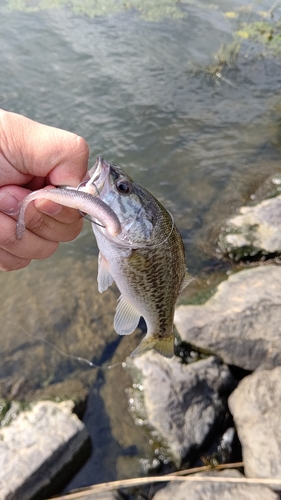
[97,253,114,293]
[114,296,141,336]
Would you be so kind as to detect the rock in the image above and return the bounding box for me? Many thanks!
[126,353,234,466]
[0,400,89,500]
[26,379,89,418]
[153,470,279,500]
[218,195,281,260]
[228,366,281,483]
[174,265,281,371]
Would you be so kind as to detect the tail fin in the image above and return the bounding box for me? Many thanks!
[131,334,174,358]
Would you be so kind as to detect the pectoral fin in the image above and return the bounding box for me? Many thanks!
[131,334,174,358]
[114,296,141,336]
[97,253,114,293]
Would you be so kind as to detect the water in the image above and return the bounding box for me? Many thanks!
[0,0,281,493]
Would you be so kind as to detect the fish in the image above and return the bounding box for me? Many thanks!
[85,156,192,358]
[16,187,121,240]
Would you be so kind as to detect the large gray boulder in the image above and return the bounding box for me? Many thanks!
[126,353,234,465]
[229,366,281,482]
[153,470,279,500]
[174,265,281,371]
[218,195,281,260]
[0,400,89,500]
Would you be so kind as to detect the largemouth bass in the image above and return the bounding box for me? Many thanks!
[86,157,192,358]
[16,187,121,239]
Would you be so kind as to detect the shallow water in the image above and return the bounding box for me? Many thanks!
[1,0,281,492]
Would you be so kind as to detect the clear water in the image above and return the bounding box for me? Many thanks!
[0,0,281,492]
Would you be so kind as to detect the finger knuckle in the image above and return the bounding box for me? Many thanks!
[63,219,83,242]
[40,241,58,259]
[73,135,89,158]
[0,257,31,272]
[28,213,50,235]
[1,231,18,248]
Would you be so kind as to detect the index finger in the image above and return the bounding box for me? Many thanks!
[0,109,89,187]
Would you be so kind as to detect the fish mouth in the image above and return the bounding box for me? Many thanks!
[86,156,111,196]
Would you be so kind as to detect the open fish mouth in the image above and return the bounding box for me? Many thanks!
[86,156,111,196]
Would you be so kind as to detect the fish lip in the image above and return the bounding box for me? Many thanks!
[86,156,110,195]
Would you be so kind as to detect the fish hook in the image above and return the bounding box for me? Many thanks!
[76,180,106,228]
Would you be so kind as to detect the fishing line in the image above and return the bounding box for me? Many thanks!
[4,319,123,371]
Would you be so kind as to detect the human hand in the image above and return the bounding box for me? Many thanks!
[0,109,89,271]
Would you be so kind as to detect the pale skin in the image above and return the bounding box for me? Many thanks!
[0,109,89,271]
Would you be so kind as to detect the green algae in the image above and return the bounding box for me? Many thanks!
[6,0,37,12]
[5,0,188,21]
[236,20,281,56]
[0,400,30,427]
[123,0,185,22]
[203,3,281,81]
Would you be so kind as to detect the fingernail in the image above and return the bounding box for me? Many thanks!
[0,192,20,215]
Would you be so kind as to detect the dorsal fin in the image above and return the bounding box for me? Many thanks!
[114,296,141,336]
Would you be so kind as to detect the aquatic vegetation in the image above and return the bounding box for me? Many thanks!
[0,400,30,427]
[5,0,36,12]
[122,0,185,22]
[203,2,281,84]
[205,39,241,78]
[53,0,124,18]
[237,20,281,55]
[233,1,281,57]
[0,400,9,423]
[5,0,188,21]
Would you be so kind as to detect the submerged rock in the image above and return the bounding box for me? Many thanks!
[153,470,279,500]
[101,333,157,479]
[218,195,281,260]
[0,400,89,500]
[26,379,89,418]
[0,254,120,399]
[175,265,281,371]
[229,366,281,483]
[126,353,234,466]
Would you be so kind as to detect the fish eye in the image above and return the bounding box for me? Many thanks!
[116,179,131,195]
